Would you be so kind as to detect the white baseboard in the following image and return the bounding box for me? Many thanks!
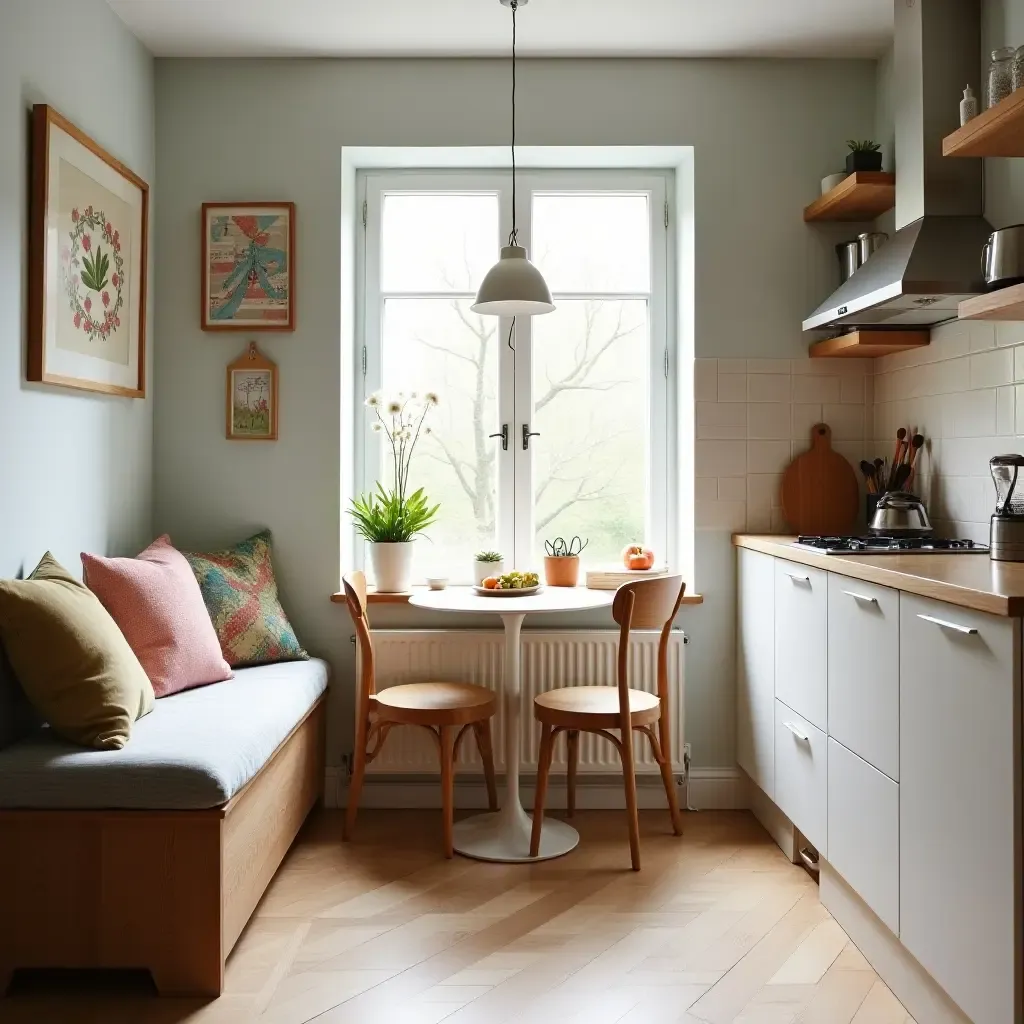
[324,765,744,811]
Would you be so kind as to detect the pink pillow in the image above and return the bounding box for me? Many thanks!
[82,536,232,698]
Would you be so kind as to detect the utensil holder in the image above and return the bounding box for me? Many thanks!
[865,493,881,528]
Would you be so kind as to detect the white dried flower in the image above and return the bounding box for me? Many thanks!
[423,426,433,435]
[424,391,440,406]
[364,392,382,408]
[386,400,402,415]
[371,422,383,433]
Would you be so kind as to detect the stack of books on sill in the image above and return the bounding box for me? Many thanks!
[584,565,670,590]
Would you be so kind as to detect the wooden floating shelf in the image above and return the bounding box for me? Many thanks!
[958,282,1024,321]
[803,172,896,223]
[943,88,1024,157]
[809,330,931,359]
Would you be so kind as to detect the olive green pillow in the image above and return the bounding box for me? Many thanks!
[0,553,154,749]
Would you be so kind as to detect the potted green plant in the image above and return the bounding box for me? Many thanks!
[845,139,883,174]
[473,550,504,586]
[543,535,588,588]
[348,392,440,593]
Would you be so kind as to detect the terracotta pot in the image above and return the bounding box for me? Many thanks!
[544,555,580,587]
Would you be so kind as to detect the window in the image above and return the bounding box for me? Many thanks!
[358,170,672,582]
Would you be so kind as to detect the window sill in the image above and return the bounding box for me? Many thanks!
[330,586,704,606]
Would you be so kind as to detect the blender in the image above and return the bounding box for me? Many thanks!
[989,455,1024,561]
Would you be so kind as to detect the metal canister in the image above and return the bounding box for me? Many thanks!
[836,240,861,283]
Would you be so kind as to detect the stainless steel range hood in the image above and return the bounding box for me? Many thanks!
[803,0,992,332]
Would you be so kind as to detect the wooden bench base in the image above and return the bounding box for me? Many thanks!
[0,697,325,997]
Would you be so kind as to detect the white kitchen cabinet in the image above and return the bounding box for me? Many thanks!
[774,558,827,731]
[774,699,827,856]
[737,549,775,797]
[827,737,899,935]
[899,593,1019,1024]
[827,574,899,781]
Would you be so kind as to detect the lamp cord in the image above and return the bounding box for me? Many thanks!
[509,0,518,248]
[507,1,518,354]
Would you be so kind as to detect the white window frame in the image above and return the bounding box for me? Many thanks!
[355,168,675,576]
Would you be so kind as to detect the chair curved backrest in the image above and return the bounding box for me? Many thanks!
[611,575,685,720]
[342,571,376,715]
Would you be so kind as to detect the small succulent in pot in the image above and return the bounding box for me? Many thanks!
[845,139,883,174]
[473,549,505,586]
[543,536,588,587]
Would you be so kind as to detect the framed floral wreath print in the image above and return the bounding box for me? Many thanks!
[202,202,295,331]
[28,105,149,398]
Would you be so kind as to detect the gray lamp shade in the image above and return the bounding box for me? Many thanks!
[471,245,555,317]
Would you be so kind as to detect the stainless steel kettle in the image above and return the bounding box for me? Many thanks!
[868,491,933,537]
[982,225,1024,288]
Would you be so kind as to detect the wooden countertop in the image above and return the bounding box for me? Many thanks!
[734,534,1024,617]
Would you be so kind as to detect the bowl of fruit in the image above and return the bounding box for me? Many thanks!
[474,570,541,596]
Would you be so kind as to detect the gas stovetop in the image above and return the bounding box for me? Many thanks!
[793,535,990,555]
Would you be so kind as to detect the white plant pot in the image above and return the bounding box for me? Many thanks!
[371,542,415,593]
[474,558,504,585]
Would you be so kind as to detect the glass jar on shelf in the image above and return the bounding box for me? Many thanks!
[988,47,1015,107]
[1013,45,1024,93]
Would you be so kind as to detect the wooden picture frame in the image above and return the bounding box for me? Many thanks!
[28,105,149,398]
[227,342,278,441]
[202,202,295,331]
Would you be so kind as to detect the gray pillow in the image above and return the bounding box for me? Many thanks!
[0,644,39,749]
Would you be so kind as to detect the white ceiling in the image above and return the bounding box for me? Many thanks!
[107,0,893,60]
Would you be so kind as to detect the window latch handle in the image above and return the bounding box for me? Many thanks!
[488,424,508,451]
[522,423,540,450]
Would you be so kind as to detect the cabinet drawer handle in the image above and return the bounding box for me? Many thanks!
[783,720,810,742]
[917,613,978,636]
[842,590,878,605]
[784,571,811,584]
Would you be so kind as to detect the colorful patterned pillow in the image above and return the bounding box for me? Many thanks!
[184,531,307,667]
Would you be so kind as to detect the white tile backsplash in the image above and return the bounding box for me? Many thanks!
[747,373,792,403]
[694,357,868,532]
[717,373,747,403]
[748,402,791,440]
[871,318,1024,540]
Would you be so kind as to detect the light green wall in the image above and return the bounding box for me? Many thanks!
[153,57,876,770]
[0,0,154,578]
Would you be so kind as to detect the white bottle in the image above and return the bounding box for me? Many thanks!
[960,85,979,126]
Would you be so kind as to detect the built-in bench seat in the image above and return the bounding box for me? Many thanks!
[0,659,328,996]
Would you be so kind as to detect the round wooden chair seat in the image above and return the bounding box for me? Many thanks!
[375,682,497,726]
[533,685,661,730]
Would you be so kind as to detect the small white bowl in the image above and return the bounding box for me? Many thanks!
[426,577,448,591]
[821,172,848,194]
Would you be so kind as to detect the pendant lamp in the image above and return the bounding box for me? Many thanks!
[471,0,555,317]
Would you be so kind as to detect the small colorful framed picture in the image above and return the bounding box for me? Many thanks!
[202,202,294,331]
[227,342,278,441]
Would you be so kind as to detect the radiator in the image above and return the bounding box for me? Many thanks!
[359,629,685,775]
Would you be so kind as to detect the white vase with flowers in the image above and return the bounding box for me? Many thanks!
[348,391,441,593]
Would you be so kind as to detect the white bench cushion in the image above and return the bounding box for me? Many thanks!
[0,659,327,810]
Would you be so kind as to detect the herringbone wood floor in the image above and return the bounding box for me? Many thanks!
[1,809,914,1024]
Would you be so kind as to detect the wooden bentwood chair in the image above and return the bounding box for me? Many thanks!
[530,575,686,870]
[342,571,499,858]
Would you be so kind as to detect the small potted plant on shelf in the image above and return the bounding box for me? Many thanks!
[473,550,504,586]
[845,139,883,174]
[543,535,588,588]
[348,391,440,593]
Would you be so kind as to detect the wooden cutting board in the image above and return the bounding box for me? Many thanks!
[781,423,859,535]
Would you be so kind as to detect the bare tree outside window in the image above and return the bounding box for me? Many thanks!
[377,189,653,576]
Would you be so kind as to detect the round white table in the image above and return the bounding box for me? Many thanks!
[408,585,614,863]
